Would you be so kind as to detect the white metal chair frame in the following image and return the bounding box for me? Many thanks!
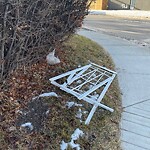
[49,62,117,125]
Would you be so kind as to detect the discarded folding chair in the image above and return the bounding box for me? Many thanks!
[49,62,117,125]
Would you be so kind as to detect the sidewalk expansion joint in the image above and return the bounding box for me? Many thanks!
[123,111,150,120]
[122,140,150,150]
[118,72,150,76]
[122,118,150,129]
[123,98,150,109]
[121,128,150,139]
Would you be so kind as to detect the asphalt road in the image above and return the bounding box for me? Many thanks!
[83,15,150,48]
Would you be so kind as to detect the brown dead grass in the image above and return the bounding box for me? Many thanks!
[0,34,122,150]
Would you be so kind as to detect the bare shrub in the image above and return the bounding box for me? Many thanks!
[0,0,92,80]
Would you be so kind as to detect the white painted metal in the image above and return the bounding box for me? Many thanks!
[49,62,117,125]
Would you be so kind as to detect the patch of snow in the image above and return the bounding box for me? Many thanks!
[21,122,34,131]
[76,108,82,119]
[76,80,82,84]
[91,94,99,99]
[66,101,75,108]
[74,103,83,107]
[23,111,28,115]
[70,139,80,150]
[66,101,83,108]
[46,109,50,115]
[38,92,58,98]
[33,92,58,100]
[60,128,84,150]
[60,140,68,150]
[71,128,84,140]
[83,111,88,114]
[127,39,150,48]
[89,10,150,19]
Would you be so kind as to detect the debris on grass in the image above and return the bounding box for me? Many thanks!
[33,92,58,100]
[21,122,34,131]
[76,108,83,120]
[71,128,84,140]
[60,140,68,150]
[69,140,80,150]
[74,103,83,107]
[66,101,75,108]
[38,92,58,98]
[0,35,121,149]
[66,101,83,109]
[46,109,50,115]
[61,128,84,150]
[46,49,61,65]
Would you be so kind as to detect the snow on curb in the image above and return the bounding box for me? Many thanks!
[89,10,150,19]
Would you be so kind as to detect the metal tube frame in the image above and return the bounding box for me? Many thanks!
[49,62,117,125]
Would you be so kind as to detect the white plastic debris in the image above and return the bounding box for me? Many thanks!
[46,49,60,65]
[60,141,68,150]
[83,111,88,114]
[21,122,34,131]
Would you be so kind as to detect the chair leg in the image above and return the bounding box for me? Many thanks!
[85,105,98,125]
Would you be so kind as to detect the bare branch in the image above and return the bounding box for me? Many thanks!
[0,0,92,80]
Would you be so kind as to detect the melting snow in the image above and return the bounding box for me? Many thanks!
[38,92,58,97]
[69,140,80,150]
[60,141,68,150]
[66,101,83,108]
[21,122,34,131]
[46,109,50,115]
[60,128,84,150]
[75,103,83,107]
[76,80,82,84]
[66,101,75,108]
[76,108,82,119]
[33,92,58,100]
[71,128,84,140]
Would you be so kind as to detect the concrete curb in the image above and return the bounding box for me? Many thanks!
[89,10,150,20]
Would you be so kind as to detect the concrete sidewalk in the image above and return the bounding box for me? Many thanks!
[89,10,150,20]
[78,29,150,150]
